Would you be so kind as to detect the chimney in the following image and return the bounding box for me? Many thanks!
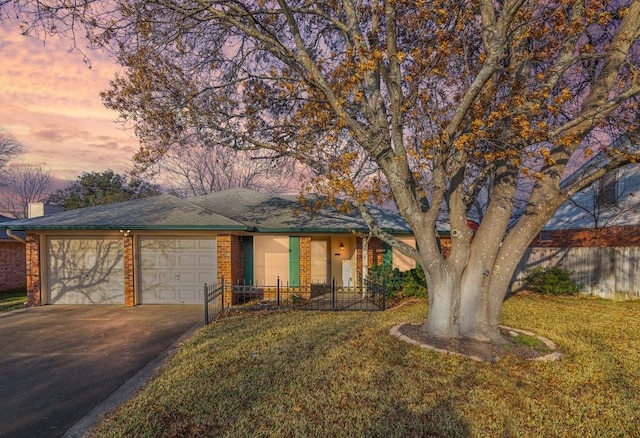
[28,203,64,218]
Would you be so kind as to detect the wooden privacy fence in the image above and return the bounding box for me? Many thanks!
[511,246,640,300]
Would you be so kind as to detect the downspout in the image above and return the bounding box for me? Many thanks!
[6,229,25,244]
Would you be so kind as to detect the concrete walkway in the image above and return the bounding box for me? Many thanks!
[0,305,202,438]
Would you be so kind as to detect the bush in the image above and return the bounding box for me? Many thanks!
[368,264,405,297]
[368,264,428,298]
[524,266,580,296]
[402,265,428,298]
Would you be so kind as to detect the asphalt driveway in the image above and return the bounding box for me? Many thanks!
[0,305,203,438]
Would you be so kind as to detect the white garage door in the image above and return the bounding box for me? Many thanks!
[140,238,217,304]
[47,238,124,304]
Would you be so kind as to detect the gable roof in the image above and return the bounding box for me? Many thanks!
[0,189,413,235]
[544,163,640,230]
[188,188,413,233]
[2,195,246,231]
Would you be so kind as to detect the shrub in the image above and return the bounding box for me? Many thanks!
[368,264,428,298]
[524,266,580,296]
[368,264,405,297]
[402,265,428,298]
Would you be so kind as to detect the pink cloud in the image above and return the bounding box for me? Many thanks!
[0,20,138,180]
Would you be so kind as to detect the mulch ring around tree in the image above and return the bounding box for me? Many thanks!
[391,323,563,362]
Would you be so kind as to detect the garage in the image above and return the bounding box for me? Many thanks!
[47,237,125,304]
[139,238,217,304]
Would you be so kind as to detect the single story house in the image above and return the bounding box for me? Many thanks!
[2,188,421,306]
[0,215,26,292]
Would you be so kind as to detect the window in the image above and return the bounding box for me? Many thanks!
[597,171,618,208]
[539,230,553,242]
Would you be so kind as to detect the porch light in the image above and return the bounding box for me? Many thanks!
[340,242,345,251]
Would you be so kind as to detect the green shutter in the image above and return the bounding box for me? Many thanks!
[243,236,254,285]
[383,242,393,268]
[289,236,300,287]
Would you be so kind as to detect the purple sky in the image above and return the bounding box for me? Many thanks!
[0,21,138,181]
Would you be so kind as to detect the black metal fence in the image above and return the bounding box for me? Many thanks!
[204,278,225,325]
[205,277,387,325]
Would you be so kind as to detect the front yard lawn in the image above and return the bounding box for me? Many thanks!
[91,295,640,437]
[0,289,26,312]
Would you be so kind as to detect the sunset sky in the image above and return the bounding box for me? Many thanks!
[0,21,139,181]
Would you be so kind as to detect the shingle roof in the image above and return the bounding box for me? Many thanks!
[0,189,414,234]
[189,188,381,233]
[2,195,246,231]
[544,163,640,230]
[0,215,25,241]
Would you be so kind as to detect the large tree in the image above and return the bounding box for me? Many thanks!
[46,169,161,210]
[149,143,294,198]
[10,0,640,344]
[0,164,52,218]
[0,128,24,174]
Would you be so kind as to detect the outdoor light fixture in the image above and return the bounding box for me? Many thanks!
[340,242,345,251]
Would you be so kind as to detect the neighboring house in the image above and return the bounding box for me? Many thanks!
[512,162,640,299]
[2,188,420,306]
[0,215,26,292]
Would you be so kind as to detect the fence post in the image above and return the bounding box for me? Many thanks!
[382,279,387,310]
[277,276,281,307]
[204,283,209,325]
[332,277,336,310]
[221,276,225,311]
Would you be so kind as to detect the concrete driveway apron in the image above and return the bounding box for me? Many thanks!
[0,305,202,438]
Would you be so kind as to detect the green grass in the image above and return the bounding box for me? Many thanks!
[508,332,552,352]
[0,288,26,312]
[90,295,640,437]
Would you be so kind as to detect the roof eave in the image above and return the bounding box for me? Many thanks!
[5,225,248,232]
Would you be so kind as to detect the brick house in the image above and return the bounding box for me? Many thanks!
[513,162,640,299]
[2,189,419,306]
[0,215,26,292]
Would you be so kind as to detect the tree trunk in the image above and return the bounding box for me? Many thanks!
[421,268,461,338]
[422,263,509,344]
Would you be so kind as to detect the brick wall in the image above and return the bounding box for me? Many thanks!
[532,226,640,248]
[440,236,452,259]
[231,235,244,284]
[25,233,41,306]
[0,241,26,292]
[300,236,311,286]
[123,235,135,306]
[217,234,244,306]
[355,236,385,284]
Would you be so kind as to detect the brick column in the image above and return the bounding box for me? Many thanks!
[123,235,135,306]
[356,237,363,286]
[300,236,311,286]
[440,236,452,259]
[231,235,243,283]
[26,233,42,306]
[368,237,384,267]
[217,234,243,306]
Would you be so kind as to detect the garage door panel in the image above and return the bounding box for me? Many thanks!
[179,255,196,265]
[199,272,216,283]
[199,255,216,265]
[178,289,197,301]
[179,240,197,249]
[140,238,217,304]
[47,238,124,305]
[198,240,216,249]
